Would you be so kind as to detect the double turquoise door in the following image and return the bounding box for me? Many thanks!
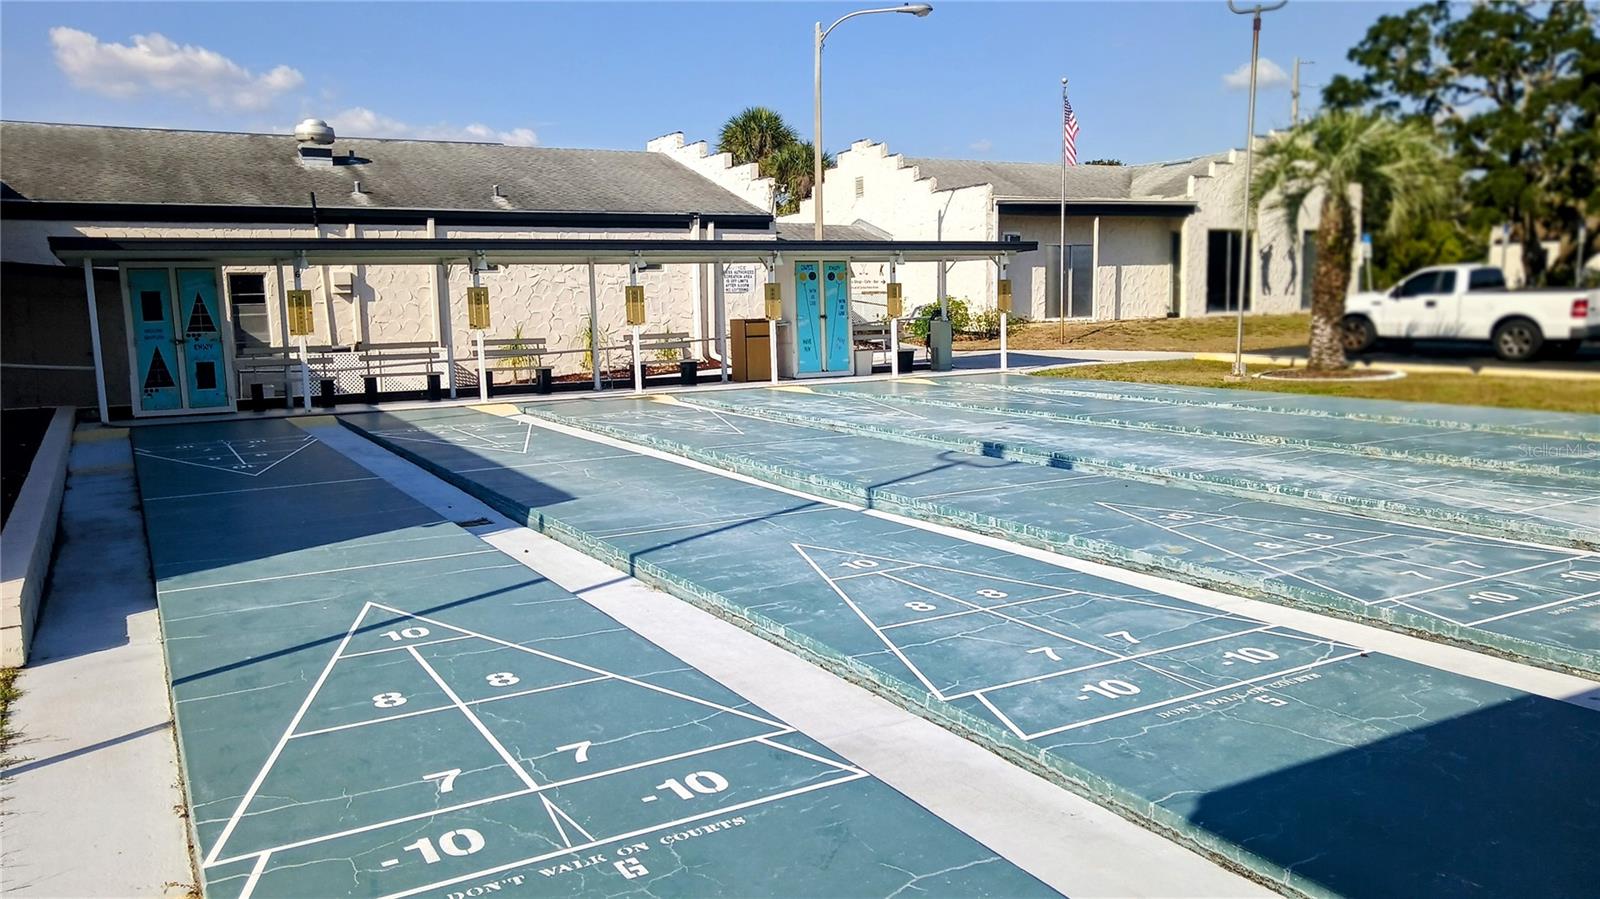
[795,261,851,374]
[126,267,232,414]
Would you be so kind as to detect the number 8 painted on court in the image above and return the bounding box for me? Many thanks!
[976,589,1008,599]
[373,692,407,708]
[485,672,520,687]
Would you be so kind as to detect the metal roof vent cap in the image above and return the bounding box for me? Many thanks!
[295,118,335,144]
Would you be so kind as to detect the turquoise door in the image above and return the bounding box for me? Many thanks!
[795,262,822,373]
[128,269,182,412]
[823,262,850,371]
[175,268,230,408]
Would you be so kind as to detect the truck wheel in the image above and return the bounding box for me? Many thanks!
[1340,315,1377,354]
[1491,318,1543,362]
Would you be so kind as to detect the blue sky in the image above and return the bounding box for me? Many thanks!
[1,1,1407,164]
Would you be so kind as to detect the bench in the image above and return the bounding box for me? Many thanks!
[630,331,699,387]
[476,337,554,394]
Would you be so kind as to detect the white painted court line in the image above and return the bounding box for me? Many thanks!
[879,592,1085,629]
[592,505,833,540]
[974,693,1030,740]
[793,545,946,698]
[950,626,1275,701]
[339,634,474,658]
[159,549,495,594]
[142,476,384,502]
[1466,591,1600,627]
[288,675,616,739]
[754,736,865,775]
[541,794,594,848]
[236,851,270,899]
[375,773,870,899]
[368,602,788,730]
[409,646,540,788]
[1383,558,1581,603]
[1021,650,1370,741]
[202,602,372,867]
[136,436,316,479]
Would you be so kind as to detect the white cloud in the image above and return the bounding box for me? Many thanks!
[1222,58,1289,91]
[969,138,994,154]
[327,106,538,146]
[50,26,303,111]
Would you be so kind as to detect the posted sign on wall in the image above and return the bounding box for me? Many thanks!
[723,266,757,295]
[467,286,491,330]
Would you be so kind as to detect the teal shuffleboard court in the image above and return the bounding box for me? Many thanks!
[343,407,1600,899]
[680,386,1600,550]
[131,419,1058,899]
[810,376,1600,480]
[959,371,1600,439]
[516,395,1600,676]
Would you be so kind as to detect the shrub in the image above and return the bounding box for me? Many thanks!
[906,297,971,343]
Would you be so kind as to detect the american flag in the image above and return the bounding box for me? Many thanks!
[1062,88,1080,166]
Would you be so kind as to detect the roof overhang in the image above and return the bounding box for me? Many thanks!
[4,199,772,231]
[996,198,1196,219]
[50,236,1038,267]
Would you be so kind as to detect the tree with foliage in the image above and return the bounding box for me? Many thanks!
[715,108,834,216]
[1324,1,1600,285]
[717,107,797,170]
[1082,159,1123,166]
[1254,110,1453,371]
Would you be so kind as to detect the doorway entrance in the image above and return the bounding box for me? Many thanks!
[1044,245,1094,319]
[794,261,852,374]
[123,266,234,416]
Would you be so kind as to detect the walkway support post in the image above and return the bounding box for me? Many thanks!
[588,261,601,391]
[714,258,729,382]
[472,257,488,404]
[998,255,1009,371]
[81,258,110,424]
[888,257,899,378]
[766,254,780,385]
[630,262,643,395]
[293,255,312,412]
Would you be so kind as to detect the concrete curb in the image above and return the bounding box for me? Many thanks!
[1,407,76,668]
[1194,351,1600,382]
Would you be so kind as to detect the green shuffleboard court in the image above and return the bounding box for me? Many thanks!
[518,394,1600,677]
[342,406,1600,899]
[963,371,1600,439]
[677,382,1600,550]
[814,375,1600,480]
[131,419,1056,899]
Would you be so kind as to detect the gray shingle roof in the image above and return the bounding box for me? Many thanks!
[0,121,765,216]
[776,221,889,241]
[905,152,1228,201]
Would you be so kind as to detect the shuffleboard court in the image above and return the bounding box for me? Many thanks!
[956,371,1600,439]
[344,406,1600,898]
[132,420,1058,899]
[516,395,1600,675]
[807,377,1600,480]
[678,387,1600,549]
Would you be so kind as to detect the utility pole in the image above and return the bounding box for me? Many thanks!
[1290,57,1314,125]
[1227,0,1288,379]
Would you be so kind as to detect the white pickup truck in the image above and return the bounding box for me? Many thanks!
[1342,264,1599,361]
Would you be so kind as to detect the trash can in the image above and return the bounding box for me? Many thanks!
[897,348,916,371]
[928,319,953,371]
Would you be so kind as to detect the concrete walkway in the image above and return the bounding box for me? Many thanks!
[0,427,194,898]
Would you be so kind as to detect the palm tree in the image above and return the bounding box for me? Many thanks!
[767,141,833,216]
[1253,110,1453,371]
[717,107,797,169]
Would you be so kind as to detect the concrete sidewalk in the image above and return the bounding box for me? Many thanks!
[0,427,194,898]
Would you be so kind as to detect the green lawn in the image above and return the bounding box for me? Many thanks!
[0,666,18,766]
[957,313,1311,352]
[1037,359,1600,414]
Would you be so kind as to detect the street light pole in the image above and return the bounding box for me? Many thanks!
[1227,0,1287,378]
[814,4,932,239]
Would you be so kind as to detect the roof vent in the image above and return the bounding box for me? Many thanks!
[295,118,335,144]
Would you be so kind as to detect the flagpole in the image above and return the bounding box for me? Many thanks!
[1059,76,1067,344]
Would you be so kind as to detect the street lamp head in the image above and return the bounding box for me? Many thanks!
[902,3,933,16]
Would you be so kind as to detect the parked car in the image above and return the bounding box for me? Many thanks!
[1342,264,1600,361]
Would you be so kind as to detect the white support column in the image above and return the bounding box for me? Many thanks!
[81,258,110,424]
[714,259,728,382]
[937,260,947,319]
[472,262,488,403]
[1093,215,1102,320]
[588,261,601,391]
[350,223,369,347]
[293,260,312,412]
[888,257,899,378]
[999,255,1009,371]
[437,263,457,398]
[766,255,780,385]
[275,262,292,406]
[630,262,643,394]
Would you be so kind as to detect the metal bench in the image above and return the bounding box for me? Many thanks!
[477,337,554,394]
[629,330,699,388]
